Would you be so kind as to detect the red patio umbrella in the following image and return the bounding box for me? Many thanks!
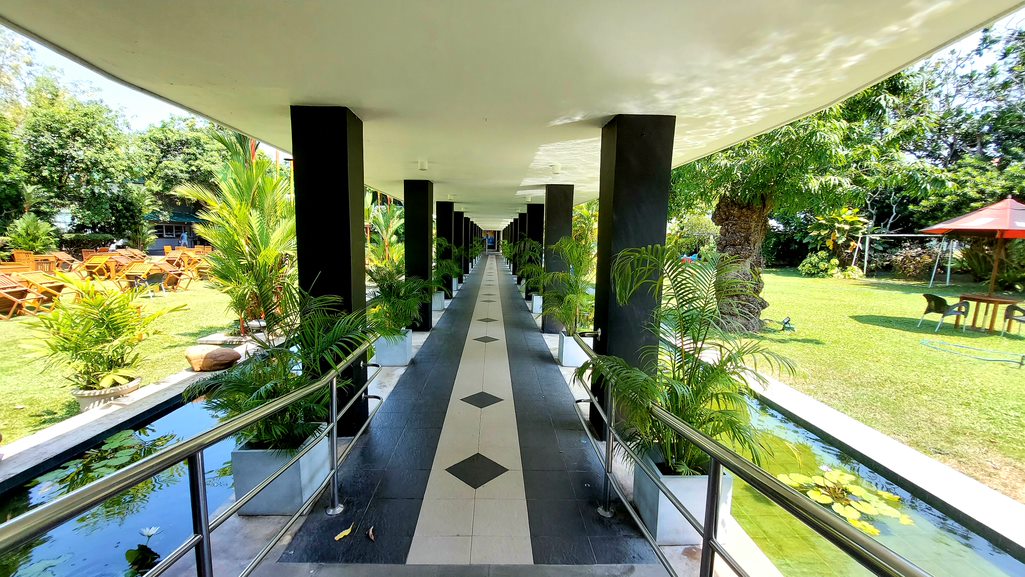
[921,195,1025,294]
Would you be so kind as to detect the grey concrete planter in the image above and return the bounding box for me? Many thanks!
[432,291,445,311]
[70,378,142,412]
[374,329,413,366]
[558,332,588,367]
[633,453,733,545]
[531,294,543,314]
[231,429,329,516]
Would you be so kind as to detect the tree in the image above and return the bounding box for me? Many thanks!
[0,28,33,112]
[137,117,227,210]
[0,110,23,227]
[20,76,137,235]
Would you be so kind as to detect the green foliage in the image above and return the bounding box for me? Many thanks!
[777,468,912,536]
[573,200,599,247]
[0,111,24,228]
[666,212,719,257]
[34,275,183,390]
[137,117,227,210]
[124,187,159,251]
[59,232,116,259]
[531,237,595,334]
[798,251,863,279]
[368,202,404,267]
[21,76,138,234]
[31,429,181,528]
[176,132,295,330]
[186,290,374,450]
[367,261,432,334]
[578,247,792,475]
[433,237,462,297]
[4,212,56,253]
[890,244,937,280]
[958,239,1025,291]
[805,207,868,266]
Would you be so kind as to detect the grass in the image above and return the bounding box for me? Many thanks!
[0,283,234,444]
[757,269,1025,501]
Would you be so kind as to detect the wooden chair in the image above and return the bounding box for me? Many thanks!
[11,250,33,266]
[0,273,44,319]
[0,262,31,274]
[163,245,173,256]
[81,248,98,261]
[82,254,114,279]
[13,271,67,311]
[51,251,81,271]
[918,294,970,333]
[154,261,189,290]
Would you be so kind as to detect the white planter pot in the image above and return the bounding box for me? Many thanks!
[71,378,142,412]
[231,429,329,515]
[432,291,445,311]
[374,329,413,366]
[558,332,589,367]
[450,278,458,296]
[633,454,733,546]
[531,294,543,314]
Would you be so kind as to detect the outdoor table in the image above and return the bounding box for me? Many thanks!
[955,293,1023,332]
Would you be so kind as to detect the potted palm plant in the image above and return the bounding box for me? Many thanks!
[579,247,792,545]
[526,237,595,366]
[433,237,462,305]
[186,288,374,515]
[367,261,432,366]
[36,275,183,411]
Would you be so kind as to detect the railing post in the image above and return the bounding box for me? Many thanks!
[326,375,344,516]
[187,452,214,577]
[698,458,722,577]
[597,379,615,518]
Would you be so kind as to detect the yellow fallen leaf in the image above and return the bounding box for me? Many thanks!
[334,523,354,541]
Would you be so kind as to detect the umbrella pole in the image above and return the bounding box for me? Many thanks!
[989,234,1005,295]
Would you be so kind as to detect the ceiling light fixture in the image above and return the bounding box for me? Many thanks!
[550,163,562,175]
[418,159,429,171]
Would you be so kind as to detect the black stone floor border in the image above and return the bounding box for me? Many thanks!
[497,257,657,566]
[280,261,486,565]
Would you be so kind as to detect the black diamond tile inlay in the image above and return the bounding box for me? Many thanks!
[481,299,496,303]
[461,391,503,409]
[474,336,499,343]
[477,317,498,323]
[483,293,495,296]
[446,453,508,489]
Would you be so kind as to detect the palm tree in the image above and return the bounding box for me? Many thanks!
[368,202,404,267]
[176,132,295,334]
[579,246,793,474]
[528,236,595,334]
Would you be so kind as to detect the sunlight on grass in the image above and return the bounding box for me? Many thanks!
[0,283,233,443]
[758,270,1025,501]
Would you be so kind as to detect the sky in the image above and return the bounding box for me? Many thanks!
[12,6,1025,135]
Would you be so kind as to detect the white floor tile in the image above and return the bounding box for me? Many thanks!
[407,535,472,564]
[414,499,474,536]
[424,468,477,499]
[475,469,525,499]
[470,536,532,564]
[471,499,530,536]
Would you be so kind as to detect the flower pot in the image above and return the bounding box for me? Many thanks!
[230,428,330,515]
[374,329,413,366]
[558,332,588,367]
[450,278,458,297]
[531,294,543,314]
[633,453,733,546]
[70,378,143,412]
[432,291,445,311]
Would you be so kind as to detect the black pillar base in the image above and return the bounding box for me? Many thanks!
[590,114,675,439]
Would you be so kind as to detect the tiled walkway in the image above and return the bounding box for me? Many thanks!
[280,255,657,569]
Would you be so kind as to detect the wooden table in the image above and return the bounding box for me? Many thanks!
[955,293,1023,332]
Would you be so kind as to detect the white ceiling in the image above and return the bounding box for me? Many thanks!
[2,1,1021,229]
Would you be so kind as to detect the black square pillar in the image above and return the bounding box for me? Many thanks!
[516,212,528,283]
[462,216,471,274]
[525,203,545,299]
[590,114,675,437]
[290,105,368,435]
[404,180,433,331]
[453,210,465,283]
[437,201,455,298]
[542,184,574,333]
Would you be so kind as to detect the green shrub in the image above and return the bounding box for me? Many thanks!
[798,251,863,279]
[890,244,936,279]
[5,213,57,253]
[61,232,116,259]
[367,261,432,334]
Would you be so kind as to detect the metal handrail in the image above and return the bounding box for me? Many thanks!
[572,333,932,577]
[0,337,379,573]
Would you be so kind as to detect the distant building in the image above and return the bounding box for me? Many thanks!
[145,210,202,254]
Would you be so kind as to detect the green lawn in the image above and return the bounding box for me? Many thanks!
[757,270,1025,502]
[0,283,234,444]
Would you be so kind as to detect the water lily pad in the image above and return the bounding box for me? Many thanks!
[899,514,915,526]
[845,484,869,498]
[832,503,862,520]
[789,473,812,485]
[807,489,833,504]
[876,490,901,502]
[875,503,901,518]
[850,500,878,516]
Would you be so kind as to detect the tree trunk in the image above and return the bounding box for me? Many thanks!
[712,196,771,332]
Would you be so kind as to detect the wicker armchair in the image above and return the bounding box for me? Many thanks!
[1003,304,1025,336]
[918,294,970,333]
